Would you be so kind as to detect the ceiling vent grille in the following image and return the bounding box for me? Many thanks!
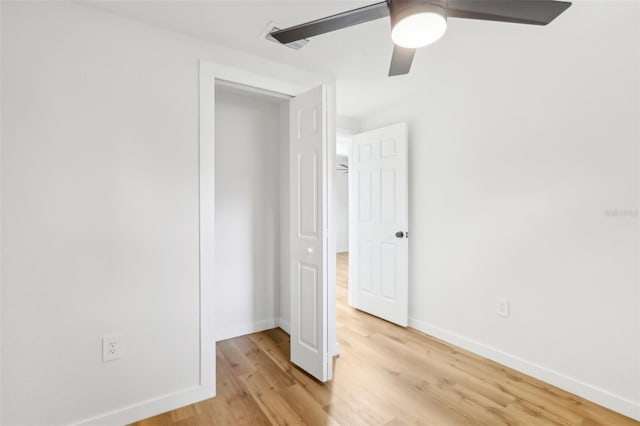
[261,22,309,51]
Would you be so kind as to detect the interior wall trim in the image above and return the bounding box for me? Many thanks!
[409,318,640,421]
[72,386,214,426]
[278,319,291,335]
[216,319,279,342]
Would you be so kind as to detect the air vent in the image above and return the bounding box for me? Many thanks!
[261,22,309,51]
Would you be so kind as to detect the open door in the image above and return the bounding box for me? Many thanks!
[349,123,409,326]
[289,85,333,382]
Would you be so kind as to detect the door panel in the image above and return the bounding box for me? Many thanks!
[298,263,318,349]
[298,153,318,237]
[359,170,373,222]
[289,85,332,382]
[381,169,396,222]
[380,242,397,300]
[349,123,408,326]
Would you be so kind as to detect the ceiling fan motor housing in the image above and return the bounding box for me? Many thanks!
[389,0,448,49]
[389,0,448,28]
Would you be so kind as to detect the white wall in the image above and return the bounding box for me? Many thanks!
[214,86,285,340]
[0,2,322,424]
[359,1,639,419]
[335,155,349,253]
[337,116,362,131]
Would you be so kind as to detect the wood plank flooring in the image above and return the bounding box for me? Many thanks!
[132,253,639,426]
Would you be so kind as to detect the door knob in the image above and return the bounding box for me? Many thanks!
[395,231,405,238]
[307,247,314,254]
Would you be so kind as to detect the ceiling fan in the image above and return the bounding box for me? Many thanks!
[270,0,572,76]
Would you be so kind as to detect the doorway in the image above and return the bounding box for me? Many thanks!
[334,131,352,350]
[214,83,289,342]
[335,123,410,327]
[200,60,337,392]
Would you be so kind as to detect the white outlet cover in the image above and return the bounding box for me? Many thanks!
[102,334,123,362]
[496,297,510,318]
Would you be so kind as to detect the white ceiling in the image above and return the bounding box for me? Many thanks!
[85,0,627,119]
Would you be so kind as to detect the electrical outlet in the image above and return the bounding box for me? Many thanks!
[102,334,123,362]
[496,297,510,318]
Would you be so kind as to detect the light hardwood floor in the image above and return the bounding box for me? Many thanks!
[132,253,639,426]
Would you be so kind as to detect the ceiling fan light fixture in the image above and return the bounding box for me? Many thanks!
[271,0,572,77]
[390,2,447,48]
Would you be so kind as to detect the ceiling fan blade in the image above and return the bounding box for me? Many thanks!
[447,0,572,26]
[270,1,390,44]
[389,45,416,77]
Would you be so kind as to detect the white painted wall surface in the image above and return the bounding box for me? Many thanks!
[0,2,322,424]
[215,86,283,340]
[359,1,639,419]
[337,116,362,132]
[335,155,349,253]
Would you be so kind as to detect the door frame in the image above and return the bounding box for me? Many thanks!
[198,59,336,396]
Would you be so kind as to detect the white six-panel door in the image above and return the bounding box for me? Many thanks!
[289,85,332,382]
[349,123,409,326]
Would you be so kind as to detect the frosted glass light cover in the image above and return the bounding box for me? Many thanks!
[391,12,447,48]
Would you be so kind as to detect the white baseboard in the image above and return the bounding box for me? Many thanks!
[73,385,215,426]
[216,318,278,342]
[409,318,640,421]
[278,318,290,335]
